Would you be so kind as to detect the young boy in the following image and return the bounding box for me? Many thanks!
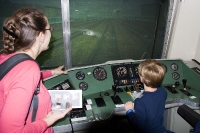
[124,59,167,133]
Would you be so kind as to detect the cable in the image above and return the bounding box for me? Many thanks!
[69,118,74,133]
[140,2,163,59]
[151,3,162,58]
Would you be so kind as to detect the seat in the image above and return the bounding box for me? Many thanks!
[177,104,200,133]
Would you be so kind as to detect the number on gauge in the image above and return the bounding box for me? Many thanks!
[93,67,107,80]
[79,82,88,91]
[76,71,85,80]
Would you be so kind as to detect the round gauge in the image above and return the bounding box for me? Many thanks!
[79,82,88,91]
[171,63,178,71]
[76,71,85,80]
[116,66,127,78]
[172,72,180,80]
[93,67,107,80]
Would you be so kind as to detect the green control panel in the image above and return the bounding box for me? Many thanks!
[43,59,200,132]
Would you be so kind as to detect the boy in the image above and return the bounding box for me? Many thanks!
[124,59,167,133]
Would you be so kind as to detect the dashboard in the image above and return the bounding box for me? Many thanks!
[43,59,200,132]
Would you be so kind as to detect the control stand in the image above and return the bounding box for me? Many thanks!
[164,81,179,94]
[111,85,123,104]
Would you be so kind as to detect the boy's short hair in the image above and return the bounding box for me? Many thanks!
[138,59,166,88]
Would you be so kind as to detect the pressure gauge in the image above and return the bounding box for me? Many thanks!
[76,71,85,80]
[116,66,127,78]
[79,82,88,91]
[93,67,107,80]
[171,63,178,71]
[172,72,180,80]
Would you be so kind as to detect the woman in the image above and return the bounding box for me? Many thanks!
[0,8,72,133]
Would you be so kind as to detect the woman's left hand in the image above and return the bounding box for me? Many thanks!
[51,65,68,75]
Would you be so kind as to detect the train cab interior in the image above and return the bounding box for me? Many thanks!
[1,0,200,133]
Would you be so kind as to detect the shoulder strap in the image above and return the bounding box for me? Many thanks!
[0,53,40,122]
[0,53,34,80]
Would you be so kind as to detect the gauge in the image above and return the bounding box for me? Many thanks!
[93,67,107,80]
[76,71,85,80]
[116,66,127,78]
[172,72,180,80]
[79,82,88,91]
[128,67,134,77]
[171,63,178,71]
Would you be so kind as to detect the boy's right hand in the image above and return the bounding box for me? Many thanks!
[124,101,134,111]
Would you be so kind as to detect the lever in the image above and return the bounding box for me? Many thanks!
[171,84,176,93]
[182,79,187,91]
[182,79,190,95]
[169,81,179,94]
[112,85,117,97]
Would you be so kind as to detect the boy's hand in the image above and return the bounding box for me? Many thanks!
[124,101,134,111]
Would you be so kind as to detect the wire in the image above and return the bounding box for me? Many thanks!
[69,118,74,133]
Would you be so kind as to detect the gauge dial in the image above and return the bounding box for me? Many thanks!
[116,66,127,78]
[171,63,178,71]
[93,67,107,80]
[79,82,88,91]
[172,72,180,80]
[76,71,85,80]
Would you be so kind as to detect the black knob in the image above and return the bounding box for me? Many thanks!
[175,81,180,87]
[112,85,117,91]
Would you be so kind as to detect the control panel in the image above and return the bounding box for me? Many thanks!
[43,59,200,132]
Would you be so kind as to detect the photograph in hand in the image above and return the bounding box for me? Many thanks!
[48,90,82,110]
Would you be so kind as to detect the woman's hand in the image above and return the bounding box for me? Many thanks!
[51,65,68,75]
[43,103,72,126]
[124,101,134,111]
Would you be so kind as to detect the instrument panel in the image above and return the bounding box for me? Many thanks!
[45,59,200,103]
[111,64,140,86]
[47,59,186,95]
[43,59,200,132]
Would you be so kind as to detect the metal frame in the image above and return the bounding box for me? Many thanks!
[61,0,180,68]
[61,0,72,69]
[162,0,180,59]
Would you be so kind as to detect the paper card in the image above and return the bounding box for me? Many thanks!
[189,96,196,99]
[87,99,92,104]
[48,90,82,110]
[86,105,92,110]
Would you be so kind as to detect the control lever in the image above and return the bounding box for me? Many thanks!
[164,81,179,94]
[182,79,187,89]
[111,85,123,104]
[112,85,117,97]
[182,79,188,93]
[171,84,176,93]
[181,79,191,96]
[171,81,179,93]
